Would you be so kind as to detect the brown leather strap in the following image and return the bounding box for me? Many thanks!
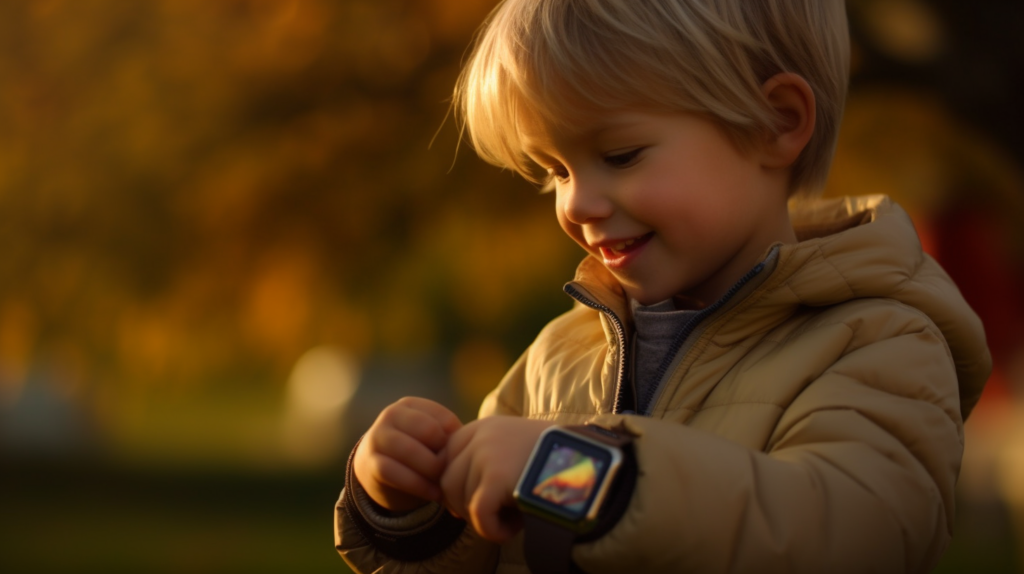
[523,513,586,574]
[563,424,632,448]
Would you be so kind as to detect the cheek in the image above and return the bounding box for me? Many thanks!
[638,179,726,242]
[637,160,749,223]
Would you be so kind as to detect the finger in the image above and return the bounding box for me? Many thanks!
[440,441,470,519]
[373,426,446,481]
[443,420,479,464]
[394,397,463,435]
[469,485,519,543]
[380,405,449,454]
[371,454,442,502]
[387,402,461,452]
[463,444,485,531]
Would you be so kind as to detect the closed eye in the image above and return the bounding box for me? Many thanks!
[604,148,644,168]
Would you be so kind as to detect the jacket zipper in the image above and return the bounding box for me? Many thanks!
[638,261,766,414]
[565,258,770,417]
[563,284,633,414]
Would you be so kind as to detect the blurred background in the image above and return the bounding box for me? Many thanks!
[0,0,1021,572]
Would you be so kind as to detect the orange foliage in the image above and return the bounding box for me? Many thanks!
[0,0,580,404]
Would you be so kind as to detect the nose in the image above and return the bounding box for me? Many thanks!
[560,176,613,225]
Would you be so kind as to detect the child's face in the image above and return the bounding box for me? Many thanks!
[522,109,796,307]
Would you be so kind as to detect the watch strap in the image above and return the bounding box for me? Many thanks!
[563,424,633,448]
[523,513,587,574]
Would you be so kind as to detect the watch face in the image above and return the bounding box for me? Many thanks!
[518,430,614,522]
[532,445,604,513]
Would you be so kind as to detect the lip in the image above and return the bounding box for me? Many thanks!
[596,232,653,268]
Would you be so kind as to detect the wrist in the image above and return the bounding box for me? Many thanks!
[513,424,637,574]
[342,435,467,561]
[365,486,433,515]
[514,424,635,533]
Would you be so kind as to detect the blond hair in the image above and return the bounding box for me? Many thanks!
[454,0,850,193]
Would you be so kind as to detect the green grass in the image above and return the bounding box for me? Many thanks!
[1,459,354,574]
[4,459,1021,573]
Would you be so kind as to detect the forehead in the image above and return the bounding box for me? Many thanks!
[518,108,668,156]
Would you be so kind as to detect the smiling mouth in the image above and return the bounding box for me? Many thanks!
[599,232,653,259]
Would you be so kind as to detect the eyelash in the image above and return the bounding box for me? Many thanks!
[604,148,644,168]
[543,148,645,187]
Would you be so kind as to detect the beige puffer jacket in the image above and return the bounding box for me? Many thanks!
[336,195,991,574]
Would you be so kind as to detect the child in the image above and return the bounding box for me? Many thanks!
[335,0,991,572]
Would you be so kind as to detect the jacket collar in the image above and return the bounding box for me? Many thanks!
[563,195,990,420]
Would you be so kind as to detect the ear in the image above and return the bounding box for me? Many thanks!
[758,72,816,169]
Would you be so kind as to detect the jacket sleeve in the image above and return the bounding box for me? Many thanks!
[335,491,498,574]
[333,351,532,574]
[478,348,530,418]
[574,312,968,574]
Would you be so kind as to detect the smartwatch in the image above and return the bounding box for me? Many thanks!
[513,424,634,574]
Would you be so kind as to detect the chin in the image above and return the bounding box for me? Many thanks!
[624,288,667,306]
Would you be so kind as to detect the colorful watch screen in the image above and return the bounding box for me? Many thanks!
[520,431,613,521]
[532,445,604,512]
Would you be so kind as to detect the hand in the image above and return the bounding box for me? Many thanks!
[441,416,556,542]
[353,397,462,513]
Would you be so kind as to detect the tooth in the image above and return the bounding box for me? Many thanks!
[625,239,635,246]
[613,242,626,251]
